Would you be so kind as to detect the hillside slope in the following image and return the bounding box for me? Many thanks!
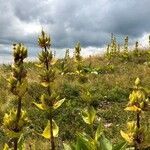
[0,49,150,149]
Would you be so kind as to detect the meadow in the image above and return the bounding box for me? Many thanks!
[0,31,150,150]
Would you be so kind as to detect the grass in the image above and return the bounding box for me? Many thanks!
[0,49,150,149]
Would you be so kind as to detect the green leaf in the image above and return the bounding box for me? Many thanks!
[35,63,43,68]
[76,133,95,150]
[63,143,72,150]
[3,144,9,150]
[81,106,96,125]
[33,102,46,110]
[18,143,25,150]
[41,120,59,139]
[113,141,127,150]
[120,130,133,144]
[95,121,103,141]
[99,134,112,150]
[125,106,141,112]
[135,77,140,86]
[53,98,65,109]
[18,133,27,150]
[41,82,49,87]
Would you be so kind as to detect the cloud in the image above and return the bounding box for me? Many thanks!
[0,0,150,63]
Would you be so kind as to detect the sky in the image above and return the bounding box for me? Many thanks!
[0,0,150,63]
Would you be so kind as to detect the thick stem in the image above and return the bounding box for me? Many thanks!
[12,50,25,150]
[90,123,94,139]
[49,109,55,150]
[135,112,140,150]
[44,46,55,150]
[13,97,22,150]
[136,112,140,129]
[16,97,22,125]
[47,85,54,150]
[44,47,49,71]
[14,139,18,150]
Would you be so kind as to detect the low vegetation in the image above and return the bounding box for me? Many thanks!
[0,31,150,150]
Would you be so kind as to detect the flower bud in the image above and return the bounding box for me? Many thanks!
[135,78,140,86]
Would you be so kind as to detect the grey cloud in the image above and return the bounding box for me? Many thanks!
[102,0,150,37]
[0,0,150,51]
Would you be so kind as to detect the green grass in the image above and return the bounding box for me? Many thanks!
[0,49,150,149]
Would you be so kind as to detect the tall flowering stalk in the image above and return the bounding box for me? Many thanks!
[110,33,114,54]
[106,44,110,56]
[109,33,119,56]
[34,30,65,150]
[3,43,28,150]
[74,42,82,72]
[120,78,150,150]
[117,44,120,53]
[113,37,117,53]
[124,36,128,53]
[65,49,70,60]
[61,49,70,74]
[149,35,150,49]
[134,41,139,56]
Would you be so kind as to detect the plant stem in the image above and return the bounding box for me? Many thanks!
[16,97,22,125]
[44,46,55,150]
[14,139,18,150]
[136,112,140,129]
[135,112,140,150]
[49,109,55,150]
[90,124,94,139]
[14,97,22,150]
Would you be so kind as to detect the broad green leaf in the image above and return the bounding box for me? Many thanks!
[87,91,92,98]
[81,106,96,124]
[126,121,136,131]
[41,120,59,139]
[125,106,141,112]
[76,133,95,150]
[35,63,43,68]
[3,113,12,127]
[135,78,140,86]
[18,143,25,150]
[40,94,47,106]
[113,141,127,150]
[99,134,112,150]
[53,98,65,109]
[33,102,46,110]
[120,130,133,144]
[95,121,103,141]
[63,143,72,150]
[41,82,49,88]
[18,134,27,150]
[3,144,9,150]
